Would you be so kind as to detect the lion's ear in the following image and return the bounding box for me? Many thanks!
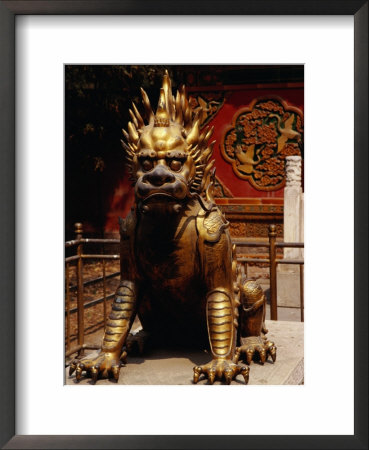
[120,139,136,182]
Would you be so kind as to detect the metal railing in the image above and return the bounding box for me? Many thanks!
[65,223,120,357]
[65,222,304,357]
[234,224,304,322]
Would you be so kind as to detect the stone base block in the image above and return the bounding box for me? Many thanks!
[277,269,302,307]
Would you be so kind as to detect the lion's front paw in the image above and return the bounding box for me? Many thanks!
[234,336,276,365]
[69,350,124,384]
[193,358,249,385]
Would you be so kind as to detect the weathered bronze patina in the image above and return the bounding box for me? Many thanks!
[70,72,276,384]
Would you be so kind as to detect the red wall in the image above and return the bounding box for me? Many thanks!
[207,85,304,198]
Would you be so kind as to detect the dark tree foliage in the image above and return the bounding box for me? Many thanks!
[65,65,173,238]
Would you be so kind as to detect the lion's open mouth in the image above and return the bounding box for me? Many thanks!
[136,188,187,215]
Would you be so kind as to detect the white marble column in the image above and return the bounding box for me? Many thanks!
[283,156,303,261]
[277,156,304,307]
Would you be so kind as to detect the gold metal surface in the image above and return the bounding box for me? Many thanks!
[69,71,276,384]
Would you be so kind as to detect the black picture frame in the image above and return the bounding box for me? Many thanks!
[0,1,367,449]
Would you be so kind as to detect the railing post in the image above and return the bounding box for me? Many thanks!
[65,262,71,351]
[102,259,107,327]
[75,222,84,354]
[300,264,304,322]
[268,224,278,320]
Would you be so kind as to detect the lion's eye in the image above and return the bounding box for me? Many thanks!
[169,160,182,172]
[142,159,153,171]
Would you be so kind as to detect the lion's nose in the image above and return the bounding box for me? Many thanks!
[143,166,175,186]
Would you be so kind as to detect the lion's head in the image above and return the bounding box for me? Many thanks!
[121,71,216,213]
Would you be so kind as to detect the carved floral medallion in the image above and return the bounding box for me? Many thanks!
[221,97,303,191]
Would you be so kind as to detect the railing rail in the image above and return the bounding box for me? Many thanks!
[65,222,304,357]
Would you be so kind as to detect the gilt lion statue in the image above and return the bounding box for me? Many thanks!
[69,71,276,384]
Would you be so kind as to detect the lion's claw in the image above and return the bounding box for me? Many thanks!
[240,366,249,384]
[75,363,84,381]
[69,352,122,383]
[111,364,121,381]
[69,361,77,376]
[92,363,102,383]
[208,368,216,385]
[234,336,277,365]
[224,368,233,385]
[193,366,202,384]
[266,341,277,362]
[256,346,266,364]
[193,359,250,385]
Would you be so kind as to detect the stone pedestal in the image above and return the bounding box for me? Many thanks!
[277,156,304,307]
[276,271,302,307]
[65,320,304,385]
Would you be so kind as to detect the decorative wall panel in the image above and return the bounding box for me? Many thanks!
[221,97,303,191]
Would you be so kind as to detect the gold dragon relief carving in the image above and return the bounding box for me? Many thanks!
[221,97,304,191]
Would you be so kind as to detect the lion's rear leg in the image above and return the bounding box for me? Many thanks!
[125,327,151,356]
[125,308,153,356]
[234,280,276,365]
